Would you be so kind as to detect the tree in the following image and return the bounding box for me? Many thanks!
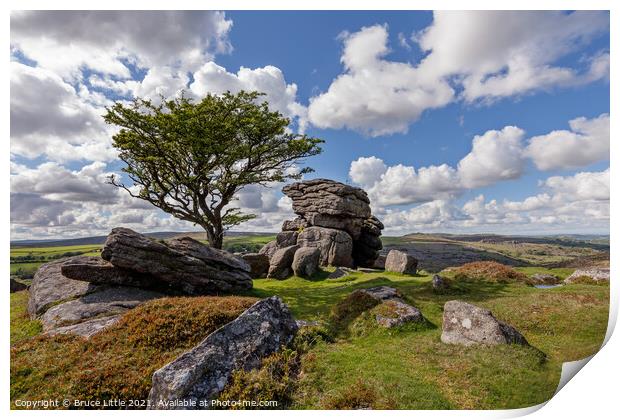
[104,91,323,249]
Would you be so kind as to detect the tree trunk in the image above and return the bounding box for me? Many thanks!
[204,224,224,249]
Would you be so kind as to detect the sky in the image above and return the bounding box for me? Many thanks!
[9,10,610,239]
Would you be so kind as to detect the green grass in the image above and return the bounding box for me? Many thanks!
[10,291,42,345]
[9,239,609,409]
[242,269,608,409]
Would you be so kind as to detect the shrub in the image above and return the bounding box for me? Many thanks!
[568,275,608,286]
[327,290,381,336]
[452,261,528,284]
[216,349,301,409]
[11,296,257,408]
[321,378,396,409]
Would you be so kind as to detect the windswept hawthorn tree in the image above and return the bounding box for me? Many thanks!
[104,91,323,249]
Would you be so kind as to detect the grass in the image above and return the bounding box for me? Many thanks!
[10,296,257,408]
[10,291,42,345]
[9,238,610,410]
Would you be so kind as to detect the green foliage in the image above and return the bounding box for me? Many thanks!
[104,91,324,248]
[10,296,256,408]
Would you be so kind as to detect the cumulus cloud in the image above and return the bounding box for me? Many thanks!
[11,10,232,80]
[309,12,608,136]
[457,126,526,188]
[416,11,609,103]
[307,25,454,136]
[350,125,526,205]
[10,62,117,162]
[525,114,609,170]
[190,62,308,131]
[380,168,609,235]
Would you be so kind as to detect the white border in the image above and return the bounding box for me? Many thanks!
[2,1,617,419]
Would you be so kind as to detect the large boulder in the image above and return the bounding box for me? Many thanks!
[292,247,320,278]
[28,257,104,317]
[267,245,299,279]
[241,253,270,278]
[258,240,278,260]
[282,179,371,239]
[101,228,252,294]
[441,300,529,346]
[297,226,354,267]
[564,268,610,284]
[373,255,386,269]
[60,255,152,288]
[385,250,418,275]
[41,286,163,331]
[276,231,298,247]
[148,296,298,409]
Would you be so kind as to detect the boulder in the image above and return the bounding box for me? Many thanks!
[362,285,401,301]
[564,268,610,284]
[101,228,252,294]
[60,255,153,288]
[292,247,321,278]
[373,300,424,328]
[241,253,270,278]
[385,250,418,275]
[46,314,122,339]
[148,296,298,409]
[258,240,278,260]
[432,274,448,290]
[267,245,299,280]
[41,286,163,331]
[441,300,528,346]
[528,273,560,286]
[373,255,386,269]
[28,257,104,317]
[282,217,309,232]
[10,277,28,293]
[282,179,371,239]
[297,226,354,267]
[276,231,298,247]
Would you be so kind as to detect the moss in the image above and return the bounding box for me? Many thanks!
[10,296,257,408]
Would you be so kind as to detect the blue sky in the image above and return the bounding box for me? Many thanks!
[10,11,610,239]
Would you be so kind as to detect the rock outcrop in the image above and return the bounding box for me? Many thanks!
[262,179,383,278]
[528,273,561,286]
[148,296,297,409]
[564,268,610,284]
[101,227,252,294]
[385,250,418,275]
[296,226,354,267]
[292,247,320,278]
[241,253,270,278]
[28,228,256,339]
[28,257,104,317]
[441,300,528,346]
[267,245,299,279]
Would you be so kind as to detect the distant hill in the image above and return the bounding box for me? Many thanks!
[10,230,277,248]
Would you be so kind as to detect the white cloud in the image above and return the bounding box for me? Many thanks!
[190,62,308,131]
[10,62,117,163]
[543,168,610,201]
[11,11,232,80]
[349,156,387,187]
[457,126,526,188]
[307,25,454,136]
[308,12,608,136]
[525,114,609,170]
[416,11,609,103]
